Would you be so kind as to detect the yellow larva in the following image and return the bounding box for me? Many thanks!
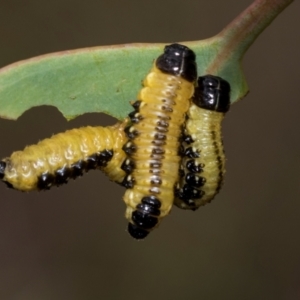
[122,43,197,239]
[0,45,232,240]
[174,75,230,210]
[0,123,127,191]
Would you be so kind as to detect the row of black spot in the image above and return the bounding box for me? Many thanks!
[36,149,114,190]
[120,100,141,190]
[123,100,163,239]
[175,133,206,210]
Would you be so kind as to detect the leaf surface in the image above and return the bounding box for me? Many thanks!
[0,0,293,120]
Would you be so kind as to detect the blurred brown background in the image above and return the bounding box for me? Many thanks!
[0,0,299,299]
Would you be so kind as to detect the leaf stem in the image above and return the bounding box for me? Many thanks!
[207,0,294,74]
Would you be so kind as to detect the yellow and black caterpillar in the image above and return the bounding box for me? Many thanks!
[175,75,230,210]
[0,123,127,191]
[0,44,230,240]
[121,43,197,239]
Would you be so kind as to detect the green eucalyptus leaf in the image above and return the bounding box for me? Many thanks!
[0,0,293,121]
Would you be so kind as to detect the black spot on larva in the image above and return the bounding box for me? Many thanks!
[121,175,135,189]
[152,148,165,155]
[128,223,149,239]
[186,173,206,188]
[155,126,168,133]
[193,75,231,112]
[128,111,143,123]
[186,160,204,173]
[103,149,113,159]
[54,167,71,185]
[185,198,196,207]
[70,160,86,178]
[132,100,142,110]
[142,195,161,208]
[154,133,167,140]
[124,126,139,139]
[149,169,161,175]
[155,43,197,82]
[177,184,204,200]
[184,147,200,158]
[150,175,162,185]
[175,187,196,207]
[37,173,55,190]
[149,162,162,169]
[136,203,160,216]
[157,120,169,128]
[121,159,135,174]
[97,150,114,167]
[132,210,158,229]
[152,139,166,146]
[161,105,173,113]
[0,161,6,179]
[122,142,137,155]
[85,153,99,169]
[161,98,175,105]
[149,187,160,194]
[61,150,113,177]
[182,134,194,144]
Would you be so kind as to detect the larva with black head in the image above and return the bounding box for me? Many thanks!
[122,43,197,239]
[175,75,230,210]
[0,123,128,191]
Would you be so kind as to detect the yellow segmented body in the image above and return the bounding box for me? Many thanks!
[121,44,197,239]
[0,46,232,240]
[175,104,226,209]
[0,123,127,191]
[174,75,230,210]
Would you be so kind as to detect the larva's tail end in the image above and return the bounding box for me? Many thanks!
[127,223,149,240]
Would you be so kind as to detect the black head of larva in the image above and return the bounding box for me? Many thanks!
[156,43,197,82]
[193,75,231,113]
